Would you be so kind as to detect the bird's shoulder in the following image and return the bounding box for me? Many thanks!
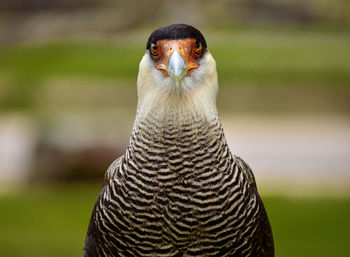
[232,155,257,188]
[232,155,275,257]
[83,156,124,257]
[103,155,124,184]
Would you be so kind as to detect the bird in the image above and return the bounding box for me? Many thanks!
[83,24,274,257]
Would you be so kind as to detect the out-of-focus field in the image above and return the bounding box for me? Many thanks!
[0,183,349,257]
[0,27,349,112]
[2,28,350,85]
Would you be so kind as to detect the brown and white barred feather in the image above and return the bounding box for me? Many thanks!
[84,107,274,256]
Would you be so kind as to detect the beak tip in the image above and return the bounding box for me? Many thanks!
[167,50,187,81]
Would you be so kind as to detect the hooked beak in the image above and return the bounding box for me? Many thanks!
[154,39,200,86]
[167,50,186,85]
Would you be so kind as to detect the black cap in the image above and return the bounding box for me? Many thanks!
[146,24,207,50]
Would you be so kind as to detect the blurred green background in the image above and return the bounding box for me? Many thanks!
[0,0,350,256]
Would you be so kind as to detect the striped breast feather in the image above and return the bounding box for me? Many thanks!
[84,154,274,257]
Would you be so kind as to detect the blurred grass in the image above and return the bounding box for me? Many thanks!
[0,184,349,257]
[0,42,141,82]
[0,184,99,257]
[0,27,349,110]
[211,27,350,86]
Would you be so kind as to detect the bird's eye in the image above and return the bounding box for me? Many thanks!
[150,43,159,57]
[193,41,203,57]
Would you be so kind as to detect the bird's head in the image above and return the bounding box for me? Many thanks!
[137,24,218,113]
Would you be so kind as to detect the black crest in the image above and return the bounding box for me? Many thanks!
[146,24,207,50]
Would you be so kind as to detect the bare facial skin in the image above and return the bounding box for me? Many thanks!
[150,39,201,77]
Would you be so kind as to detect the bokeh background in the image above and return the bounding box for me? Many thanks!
[1,0,350,256]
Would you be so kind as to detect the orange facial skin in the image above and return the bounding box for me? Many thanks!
[150,38,201,77]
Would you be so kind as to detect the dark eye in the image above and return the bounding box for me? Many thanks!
[193,41,203,56]
[150,43,159,56]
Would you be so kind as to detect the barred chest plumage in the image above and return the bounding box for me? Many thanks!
[95,110,261,257]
